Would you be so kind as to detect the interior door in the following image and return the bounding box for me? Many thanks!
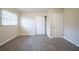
[36,16,45,35]
[52,13,63,38]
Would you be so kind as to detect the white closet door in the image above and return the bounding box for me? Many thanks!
[36,16,45,35]
[52,13,63,38]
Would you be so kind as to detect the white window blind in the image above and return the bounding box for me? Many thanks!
[2,10,18,25]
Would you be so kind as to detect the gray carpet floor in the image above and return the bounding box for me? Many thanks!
[0,35,79,51]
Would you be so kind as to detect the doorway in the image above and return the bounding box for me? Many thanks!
[35,16,47,35]
[45,16,47,35]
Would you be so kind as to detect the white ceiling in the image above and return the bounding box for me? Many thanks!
[16,8,48,13]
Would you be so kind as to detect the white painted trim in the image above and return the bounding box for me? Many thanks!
[64,37,79,47]
[0,34,19,46]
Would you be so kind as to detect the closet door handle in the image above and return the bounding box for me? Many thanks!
[53,26,55,28]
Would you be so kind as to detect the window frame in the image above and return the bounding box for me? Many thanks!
[2,9,18,26]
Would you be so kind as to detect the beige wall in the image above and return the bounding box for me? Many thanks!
[21,12,48,16]
[64,8,79,47]
[0,8,20,45]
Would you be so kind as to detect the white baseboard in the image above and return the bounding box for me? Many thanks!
[64,37,79,47]
[0,34,19,46]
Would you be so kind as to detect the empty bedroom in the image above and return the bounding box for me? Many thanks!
[0,8,79,51]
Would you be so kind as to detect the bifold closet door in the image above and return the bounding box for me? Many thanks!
[35,16,45,35]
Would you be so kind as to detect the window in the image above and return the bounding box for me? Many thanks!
[2,10,18,25]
